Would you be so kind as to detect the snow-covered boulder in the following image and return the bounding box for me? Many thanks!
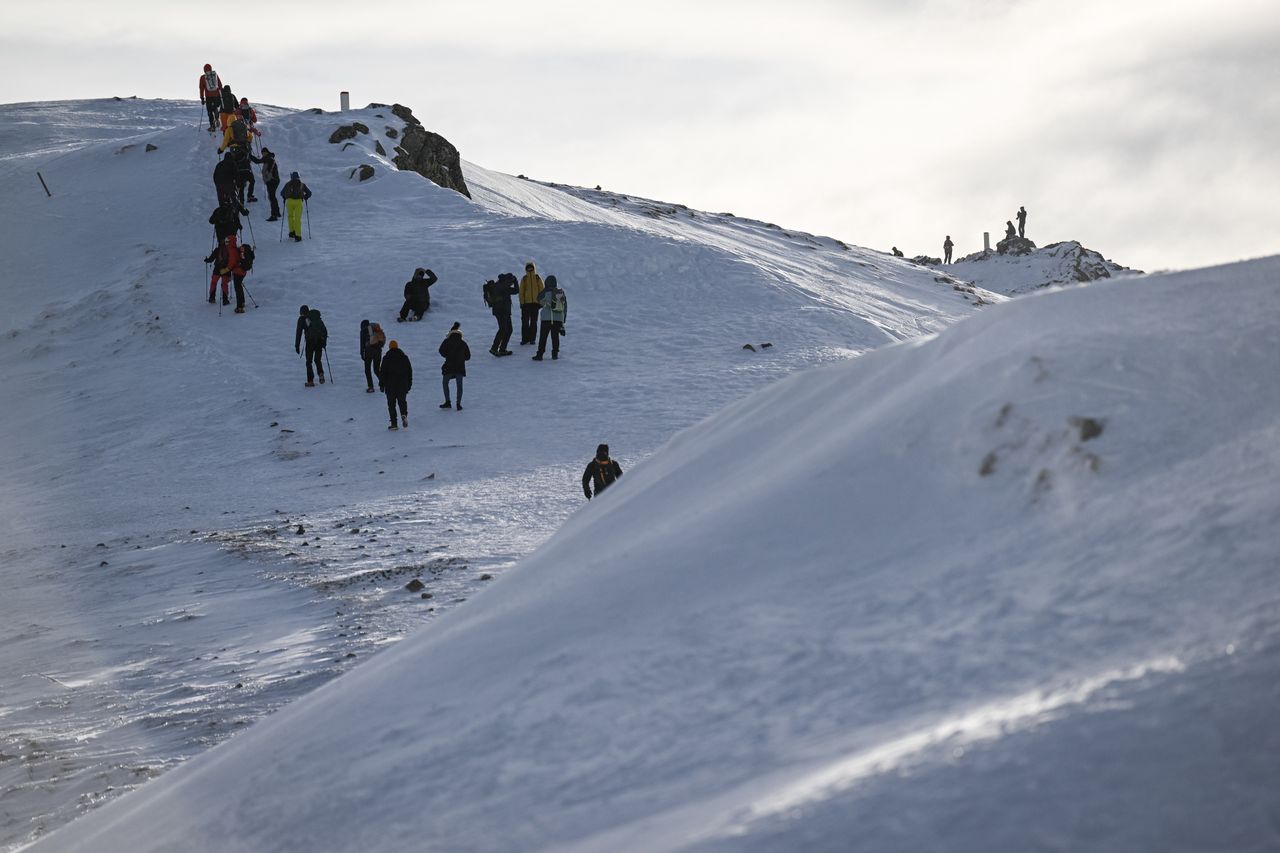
[996,234,1036,255]
[389,103,470,198]
[950,240,1138,295]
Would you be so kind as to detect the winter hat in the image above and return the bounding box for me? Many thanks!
[261,147,272,156]
[361,319,369,328]
[525,262,535,271]
[388,340,399,349]
[545,275,558,287]
[596,444,610,459]
[204,63,212,72]
[299,304,309,317]
[450,321,461,332]
[290,171,300,181]
[240,97,248,105]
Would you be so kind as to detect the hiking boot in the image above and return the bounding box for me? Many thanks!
[489,347,498,356]
[292,235,302,243]
[366,387,375,393]
[456,404,463,411]
[388,423,398,430]
[318,374,325,384]
[208,294,216,304]
[305,381,316,387]
[532,354,544,361]
[439,401,452,409]
[222,296,230,306]
[552,353,559,360]
[498,350,513,356]
[247,196,258,202]
[234,306,245,313]
[266,215,279,222]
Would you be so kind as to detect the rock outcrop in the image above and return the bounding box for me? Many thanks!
[996,235,1037,255]
[389,104,470,199]
[329,122,369,144]
[951,241,1139,296]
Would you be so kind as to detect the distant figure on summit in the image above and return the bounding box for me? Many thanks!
[943,235,954,264]
[281,172,312,242]
[1005,221,1017,240]
[199,64,221,131]
[398,268,437,321]
[582,445,623,500]
[891,246,904,258]
[1017,205,1027,238]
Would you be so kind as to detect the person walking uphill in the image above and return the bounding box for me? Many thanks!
[484,272,519,355]
[213,152,246,211]
[361,319,386,393]
[518,262,543,345]
[295,305,328,386]
[380,341,412,429]
[281,172,312,242]
[199,64,222,131]
[582,444,623,499]
[260,148,282,221]
[533,275,567,361]
[438,322,471,410]
[218,85,239,131]
[397,268,437,322]
[204,235,242,307]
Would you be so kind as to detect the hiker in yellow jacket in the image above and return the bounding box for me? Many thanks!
[518,261,543,345]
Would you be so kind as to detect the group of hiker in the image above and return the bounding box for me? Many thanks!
[202,63,316,313]
[199,65,617,498]
[910,206,1030,265]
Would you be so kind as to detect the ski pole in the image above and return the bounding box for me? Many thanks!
[244,211,256,246]
[305,199,312,240]
[242,280,259,308]
[324,347,333,384]
[279,213,285,242]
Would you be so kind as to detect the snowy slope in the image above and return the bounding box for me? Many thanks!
[31,254,1280,852]
[0,98,995,849]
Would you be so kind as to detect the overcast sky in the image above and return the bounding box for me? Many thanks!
[3,0,1276,272]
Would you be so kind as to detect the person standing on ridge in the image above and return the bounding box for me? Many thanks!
[260,148,282,221]
[484,272,519,355]
[199,64,222,131]
[397,267,437,321]
[295,305,327,386]
[438,321,471,410]
[533,274,567,361]
[218,84,238,131]
[281,172,312,242]
[582,444,623,500]
[380,340,412,429]
[943,235,954,264]
[518,261,543,345]
[1017,205,1027,239]
[361,319,386,393]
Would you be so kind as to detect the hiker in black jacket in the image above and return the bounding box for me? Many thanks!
[209,202,242,242]
[484,272,519,355]
[360,320,386,393]
[438,322,471,410]
[213,152,244,210]
[295,305,328,386]
[380,340,412,429]
[582,444,623,499]
[260,148,282,221]
[398,268,437,321]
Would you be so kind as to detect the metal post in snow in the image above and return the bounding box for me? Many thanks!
[340,91,350,112]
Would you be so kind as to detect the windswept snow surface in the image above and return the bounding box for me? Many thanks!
[30,233,1280,853]
[0,98,992,849]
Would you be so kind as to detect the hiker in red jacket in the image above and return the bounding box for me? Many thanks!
[205,235,245,310]
[199,64,222,131]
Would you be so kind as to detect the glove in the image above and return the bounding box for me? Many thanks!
[584,490,592,500]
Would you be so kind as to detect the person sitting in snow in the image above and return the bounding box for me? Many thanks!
[398,268,437,321]
[1005,220,1017,240]
[582,444,623,500]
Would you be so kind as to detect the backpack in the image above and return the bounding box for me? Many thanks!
[262,159,279,183]
[551,289,566,314]
[221,89,236,113]
[306,309,328,346]
[203,71,218,95]
[231,118,248,144]
[482,280,495,307]
[239,244,255,272]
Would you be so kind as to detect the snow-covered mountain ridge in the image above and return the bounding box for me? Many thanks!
[947,239,1138,295]
[0,97,993,849]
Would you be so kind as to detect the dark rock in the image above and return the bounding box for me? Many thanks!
[385,127,399,139]
[390,105,470,198]
[980,452,998,477]
[348,164,375,181]
[479,574,493,581]
[307,107,324,114]
[742,344,756,352]
[295,524,305,535]
[421,592,432,599]
[366,102,390,109]
[145,143,158,152]
[99,560,109,566]
[996,235,1037,256]
[405,578,425,592]
[760,342,773,349]
[1070,416,1105,442]
[375,140,386,156]
[235,683,243,689]
[910,255,943,266]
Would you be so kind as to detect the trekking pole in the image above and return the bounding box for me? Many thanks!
[324,347,334,384]
[242,281,259,308]
[305,199,312,240]
[279,213,285,243]
[244,212,256,246]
